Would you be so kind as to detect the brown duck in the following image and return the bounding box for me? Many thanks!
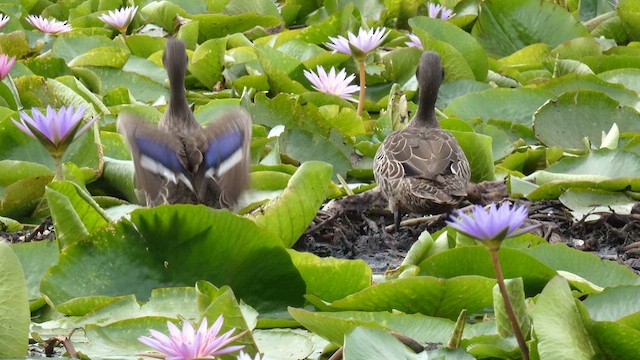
[374,51,470,230]
[118,38,251,208]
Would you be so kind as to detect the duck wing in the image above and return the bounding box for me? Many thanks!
[118,113,197,206]
[196,109,252,208]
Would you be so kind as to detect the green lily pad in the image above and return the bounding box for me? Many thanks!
[533,90,640,149]
[40,206,306,315]
[10,240,59,307]
[322,276,495,320]
[344,327,428,359]
[288,250,371,302]
[531,276,597,359]
[253,161,332,247]
[445,87,554,125]
[598,68,640,94]
[472,0,591,57]
[409,16,488,81]
[418,246,557,296]
[0,242,29,357]
[539,74,640,109]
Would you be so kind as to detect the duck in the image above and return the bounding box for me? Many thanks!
[118,37,252,208]
[373,51,470,230]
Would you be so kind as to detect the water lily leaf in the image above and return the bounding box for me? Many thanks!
[344,327,429,360]
[189,38,226,89]
[79,288,198,328]
[524,243,640,289]
[539,74,640,109]
[11,240,59,308]
[412,29,475,82]
[590,321,640,360]
[531,276,597,359]
[0,215,21,231]
[493,278,530,338]
[195,282,258,352]
[581,54,640,73]
[68,46,130,68]
[472,0,591,57]
[191,13,282,41]
[40,206,306,315]
[124,35,166,58]
[618,0,640,41]
[254,329,315,360]
[288,308,458,346]
[533,90,640,149]
[0,242,29,357]
[524,149,640,199]
[89,157,136,204]
[252,161,332,247]
[436,80,492,109]
[51,35,114,63]
[418,246,557,296]
[288,250,371,302]
[559,188,636,221]
[410,16,488,81]
[45,180,111,249]
[498,43,551,71]
[583,286,640,323]
[445,87,554,125]
[87,66,168,102]
[280,129,351,179]
[141,1,190,31]
[322,276,495,320]
[550,37,602,60]
[449,130,495,182]
[598,68,640,94]
[0,175,53,218]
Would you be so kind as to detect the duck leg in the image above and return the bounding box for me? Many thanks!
[394,209,402,231]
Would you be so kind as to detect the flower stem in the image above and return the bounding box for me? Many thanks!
[357,60,366,116]
[52,154,64,180]
[489,249,529,360]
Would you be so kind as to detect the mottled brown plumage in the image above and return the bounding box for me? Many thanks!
[374,51,470,230]
[118,38,251,208]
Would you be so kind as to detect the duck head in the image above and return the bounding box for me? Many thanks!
[412,51,444,127]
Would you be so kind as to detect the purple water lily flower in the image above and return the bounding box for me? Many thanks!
[12,105,94,154]
[0,54,15,79]
[325,27,389,56]
[99,6,138,33]
[138,316,246,360]
[0,14,9,29]
[405,33,422,48]
[303,66,360,101]
[26,15,72,34]
[447,202,537,247]
[428,3,453,20]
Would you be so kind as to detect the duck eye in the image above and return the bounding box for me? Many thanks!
[441,68,445,79]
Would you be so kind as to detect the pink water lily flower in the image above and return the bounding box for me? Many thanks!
[325,27,389,56]
[0,14,9,29]
[26,15,72,34]
[99,6,138,33]
[138,315,246,360]
[303,66,360,101]
[0,54,15,79]
[428,3,454,20]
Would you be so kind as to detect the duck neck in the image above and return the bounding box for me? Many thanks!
[412,86,440,128]
[163,41,198,130]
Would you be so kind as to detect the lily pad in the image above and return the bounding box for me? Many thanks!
[533,90,640,149]
[40,206,306,315]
